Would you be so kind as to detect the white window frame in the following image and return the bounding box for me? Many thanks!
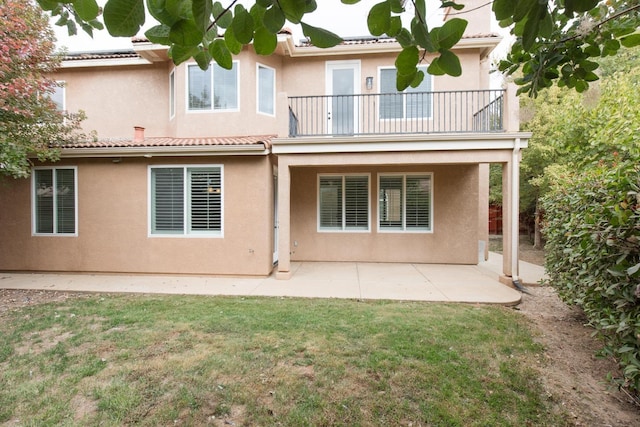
[378,66,433,120]
[148,165,224,238]
[256,63,276,116]
[169,69,176,119]
[31,166,78,237]
[377,173,433,233]
[51,80,66,112]
[186,61,240,113]
[317,173,370,233]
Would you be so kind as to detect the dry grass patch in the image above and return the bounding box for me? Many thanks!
[0,294,574,426]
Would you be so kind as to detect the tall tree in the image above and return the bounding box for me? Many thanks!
[0,0,85,179]
[39,0,640,96]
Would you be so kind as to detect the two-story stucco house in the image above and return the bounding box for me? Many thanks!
[0,1,529,285]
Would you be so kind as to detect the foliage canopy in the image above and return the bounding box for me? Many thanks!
[39,0,640,97]
[0,0,86,179]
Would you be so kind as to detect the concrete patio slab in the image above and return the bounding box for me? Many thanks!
[0,253,545,305]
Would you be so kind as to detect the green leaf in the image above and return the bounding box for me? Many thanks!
[209,38,232,69]
[212,1,233,28]
[192,0,213,33]
[395,45,419,71]
[103,0,146,37]
[341,0,361,4]
[492,0,514,21]
[263,5,285,34]
[389,0,404,13]
[412,17,434,51]
[387,16,402,37]
[194,49,212,69]
[434,18,467,50]
[627,263,640,276]
[74,0,100,21]
[145,24,172,45]
[621,34,640,48]
[231,4,254,44]
[224,25,243,54]
[395,28,413,48]
[279,0,306,24]
[427,57,445,76]
[169,19,204,47]
[435,49,462,77]
[301,22,342,48]
[168,45,200,65]
[368,1,391,37]
[147,0,180,26]
[253,26,278,55]
[37,0,59,11]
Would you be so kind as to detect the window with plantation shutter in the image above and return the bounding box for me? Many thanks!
[318,175,369,231]
[150,166,223,236]
[33,167,77,235]
[379,174,432,232]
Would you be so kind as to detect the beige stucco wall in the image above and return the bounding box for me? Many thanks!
[288,164,479,264]
[0,156,275,276]
[56,62,172,139]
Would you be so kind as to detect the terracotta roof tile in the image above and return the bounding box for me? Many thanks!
[61,135,275,149]
[298,33,500,47]
[63,51,141,61]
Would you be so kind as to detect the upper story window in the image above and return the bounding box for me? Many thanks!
[379,66,432,120]
[187,62,238,112]
[318,174,370,232]
[169,70,175,119]
[32,167,77,236]
[50,81,65,112]
[257,64,275,116]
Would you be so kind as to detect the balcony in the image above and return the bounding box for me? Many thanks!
[288,89,505,137]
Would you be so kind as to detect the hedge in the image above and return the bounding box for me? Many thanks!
[542,159,640,396]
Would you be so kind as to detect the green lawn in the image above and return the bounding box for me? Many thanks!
[0,294,569,426]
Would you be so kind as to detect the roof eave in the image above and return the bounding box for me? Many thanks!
[57,144,271,158]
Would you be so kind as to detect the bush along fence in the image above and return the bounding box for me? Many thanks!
[542,159,640,397]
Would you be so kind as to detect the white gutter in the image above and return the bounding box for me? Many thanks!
[60,57,152,69]
[58,144,270,158]
[282,36,502,58]
[272,132,530,154]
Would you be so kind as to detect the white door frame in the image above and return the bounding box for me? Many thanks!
[326,60,361,135]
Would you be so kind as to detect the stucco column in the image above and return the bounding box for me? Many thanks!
[478,163,490,261]
[276,163,292,279]
[500,141,522,283]
[501,161,513,278]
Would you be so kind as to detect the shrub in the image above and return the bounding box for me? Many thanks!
[542,159,640,396]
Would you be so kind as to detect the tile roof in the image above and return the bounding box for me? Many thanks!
[61,135,275,149]
[63,50,141,61]
[297,33,500,47]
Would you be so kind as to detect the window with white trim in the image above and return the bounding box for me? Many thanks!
[257,64,275,115]
[150,166,223,236]
[169,70,175,118]
[379,174,432,232]
[379,66,432,119]
[33,167,77,235]
[50,81,65,112]
[187,62,238,111]
[318,175,369,231]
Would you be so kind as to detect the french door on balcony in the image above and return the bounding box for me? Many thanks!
[326,61,360,136]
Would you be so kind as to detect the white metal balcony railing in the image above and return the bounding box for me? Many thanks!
[288,89,505,137]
